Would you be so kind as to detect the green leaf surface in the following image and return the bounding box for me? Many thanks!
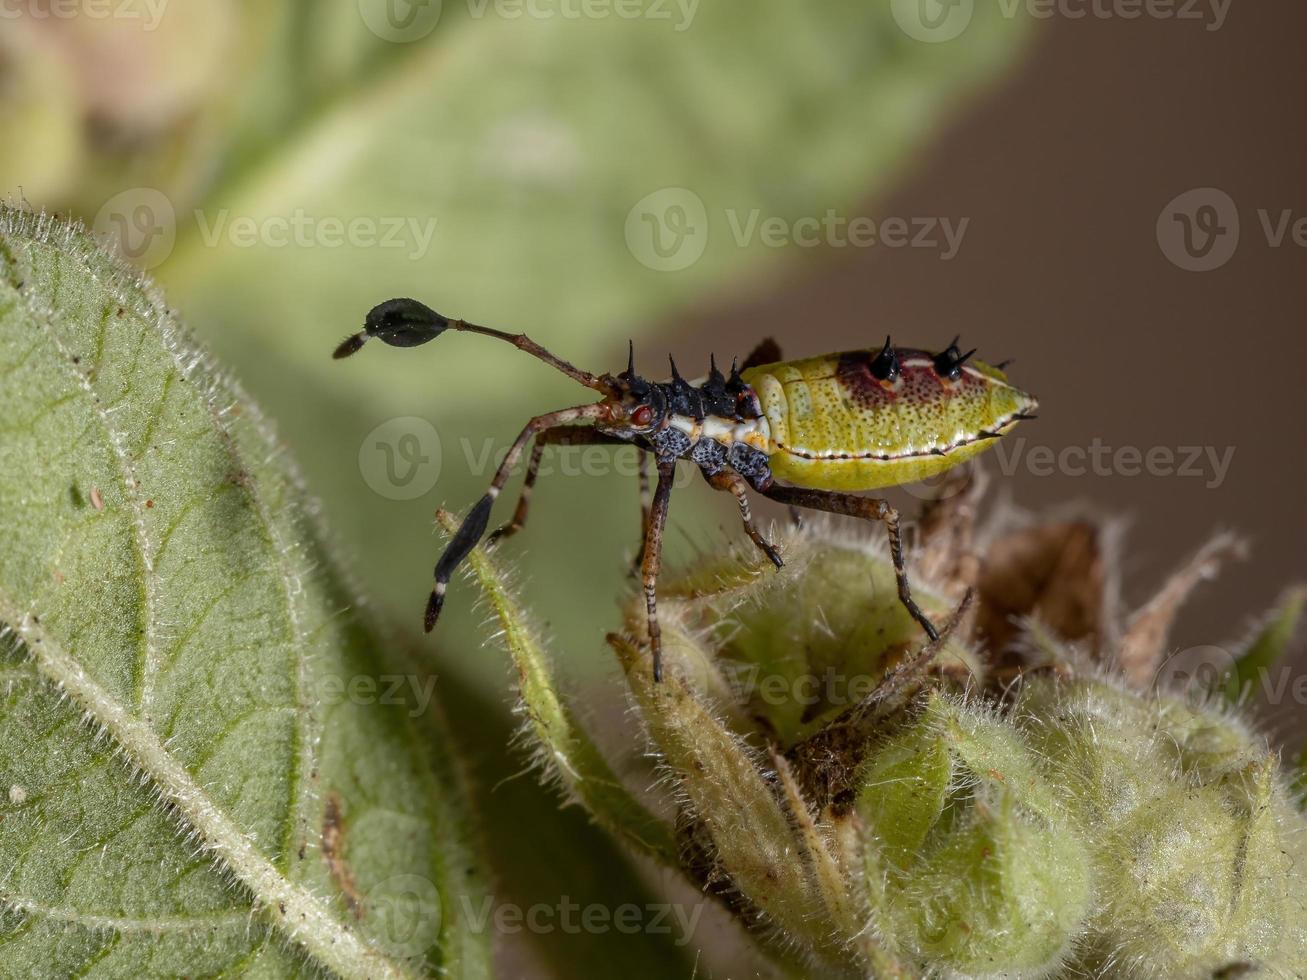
[0,207,491,979]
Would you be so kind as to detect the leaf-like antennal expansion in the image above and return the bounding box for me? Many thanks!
[366,296,451,348]
[335,296,611,393]
[333,297,450,357]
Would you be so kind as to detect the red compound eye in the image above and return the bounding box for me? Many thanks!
[632,405,653,427]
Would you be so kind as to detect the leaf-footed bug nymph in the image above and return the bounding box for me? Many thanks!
[335,298,1039,681]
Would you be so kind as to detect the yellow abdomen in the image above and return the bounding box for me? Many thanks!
[741,349,1037,492]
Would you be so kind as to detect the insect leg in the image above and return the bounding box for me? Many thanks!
[488,427,628,543]
[487,439,547,545]
[704,469,783,568]
[759,485,940,642]
[426,404,605,632]
[631,448,652,574]
[637,448,652,532]
[641,460,677,682]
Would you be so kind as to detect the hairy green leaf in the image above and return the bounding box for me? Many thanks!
[0,207,491,979]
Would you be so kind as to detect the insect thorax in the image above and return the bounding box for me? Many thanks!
[607,360,775,488]
[645,410,773,487]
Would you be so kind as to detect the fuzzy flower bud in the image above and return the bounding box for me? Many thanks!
[458,493,1307,979]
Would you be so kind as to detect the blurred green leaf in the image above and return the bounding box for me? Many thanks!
[1224,586,1306,703]
[0,206,490,978]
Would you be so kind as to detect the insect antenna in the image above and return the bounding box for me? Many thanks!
[334,297,611,394]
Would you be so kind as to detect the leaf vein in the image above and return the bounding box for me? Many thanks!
[0,603,416,980]
[1,894,259,936]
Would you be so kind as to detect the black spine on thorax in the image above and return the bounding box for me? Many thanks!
[661,357,760,423]
[641,360,770,488]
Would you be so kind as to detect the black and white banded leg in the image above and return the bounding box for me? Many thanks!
[759,484,940,642]
[426,404,605,632]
